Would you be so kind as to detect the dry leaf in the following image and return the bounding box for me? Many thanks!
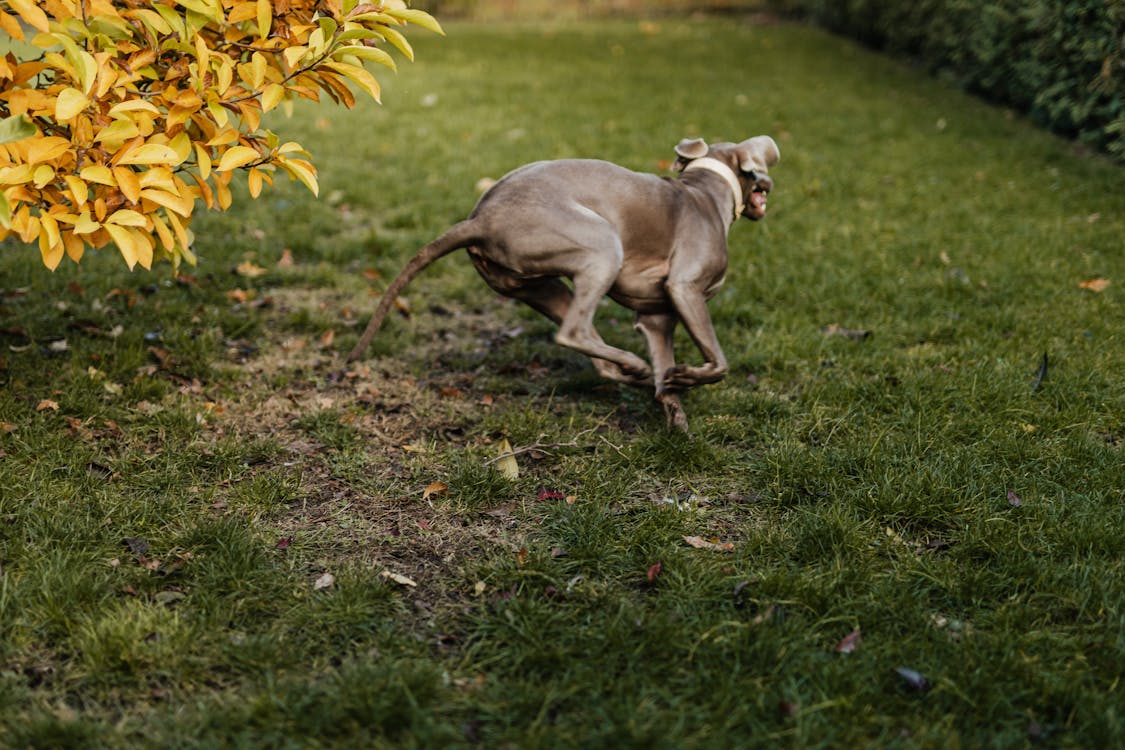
[646,562,663,583]
[277,248,294,268]
[36,399,60,412]
[313,572,335,590]
[1007,490,1023,507]
[236,260,268,278]
[422,480,448,501]
[835,628,862,654]
[494,438,519,480]
[1078,277,1110,292]
[682,535,734,552]
[380,570,417,587]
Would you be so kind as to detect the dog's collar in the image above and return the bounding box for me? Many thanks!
[683,157,744,221]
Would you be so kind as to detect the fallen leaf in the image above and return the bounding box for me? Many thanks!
[318,329,335,348]
[516,549,529,565]
[422,480,448,501]
[473,581,487,596]
[380,570,417,587]
[646,562,663,583]
[278,248,294,268]
[682,535,735,552]
[236,260,268,278]
[313,572,335,590]
[226,288,255,303]
[835,628,862,654]
[36,399,60,412]
[894,666,931,692]
[1078,277,1110,292]
[275,536,293,550]
[416,519,432,531]
[494,438,519,480]
[537,486,566,501]
[0,421,17,433]
[1006,490,1023,507]
[550,547,568,558]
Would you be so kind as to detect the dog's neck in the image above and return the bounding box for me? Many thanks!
[683,157,743,223]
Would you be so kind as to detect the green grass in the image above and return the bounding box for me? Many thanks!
[1,17,1123,749]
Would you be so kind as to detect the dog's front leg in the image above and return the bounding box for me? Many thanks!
[663,281,729,388]
[635,312,688,431]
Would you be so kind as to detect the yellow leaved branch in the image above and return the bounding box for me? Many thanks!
[0,0,441,270]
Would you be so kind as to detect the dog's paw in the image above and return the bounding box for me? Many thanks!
[664,364,727,388]
[594,358,652,386]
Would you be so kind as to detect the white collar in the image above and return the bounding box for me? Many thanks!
[683,157,743,221]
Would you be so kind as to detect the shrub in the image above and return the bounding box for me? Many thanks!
[0,0,441,271]
[770,0,1125,159]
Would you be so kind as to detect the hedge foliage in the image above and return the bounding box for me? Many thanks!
[770,0,1125,159]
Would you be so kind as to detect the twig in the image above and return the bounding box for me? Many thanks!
[1032,351,1048,392]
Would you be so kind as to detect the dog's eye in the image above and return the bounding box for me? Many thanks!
[745,170,759,182]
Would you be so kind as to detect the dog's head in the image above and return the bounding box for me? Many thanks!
[673,136,780,220]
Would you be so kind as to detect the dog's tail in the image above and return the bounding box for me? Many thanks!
[346,219,483,363]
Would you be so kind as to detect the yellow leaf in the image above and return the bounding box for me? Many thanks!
[113,167,142,203]
[278,157,318,196]
[33,164,55,189]
[104,223,138,269]
[55,88,90,120]
[105,209,148,227]
[256,0,272,39]
[63,175,89,207]
[151,213,175,251]
[27,137,72,165]
[494,438,519,480]
[79,165,116,186]
[261,83,286,113]
[108,100,162,117]
[140,188,194,217]
[117,143,183,166]
[72,211,100,235]
[8,0,49,33]
[63,230,84,263]
[216,145,261,172]
[247,168,264,198]
[282,45,308,70]
[322,61,381,103]
[384,8,445,36]
[193,143,212,180]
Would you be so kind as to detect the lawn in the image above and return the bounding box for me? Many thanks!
[1,16,1122,749]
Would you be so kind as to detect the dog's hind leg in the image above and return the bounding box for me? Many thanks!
[553,257,652,382]
[507,277,650,386]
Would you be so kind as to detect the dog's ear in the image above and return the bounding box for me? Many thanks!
[674,138,709,161]
[736,136,780,173]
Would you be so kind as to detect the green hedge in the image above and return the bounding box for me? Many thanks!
[769,0,1125,159]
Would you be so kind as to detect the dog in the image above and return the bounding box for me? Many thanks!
[346,136,780,430]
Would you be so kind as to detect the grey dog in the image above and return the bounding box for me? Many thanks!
[347,136,780,430]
